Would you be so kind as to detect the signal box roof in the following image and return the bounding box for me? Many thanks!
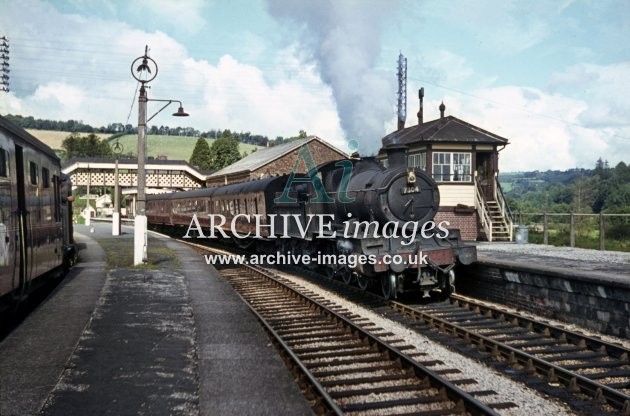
[382,115,509,147]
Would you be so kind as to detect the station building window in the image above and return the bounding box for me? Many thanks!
[432,152,471,182]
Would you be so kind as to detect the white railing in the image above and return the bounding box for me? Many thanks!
[474,174,493,241]
[493,174,514,241]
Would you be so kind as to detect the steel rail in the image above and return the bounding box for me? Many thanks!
[450,293,630,360]
[389,296,630,414]
[223,267,344,415]
[218,260,500,416]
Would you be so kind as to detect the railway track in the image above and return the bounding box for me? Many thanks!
[269,266,630,415]
[180,239,629,413]
[398,294,630,415]
[206,258,507,415]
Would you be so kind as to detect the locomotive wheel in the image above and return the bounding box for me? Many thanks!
[356,273,369,290]
[381,273,397,299]
[341,269,353,285]
[325,267,338,280]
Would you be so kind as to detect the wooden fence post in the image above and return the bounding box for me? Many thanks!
[569,213,575,248]
[543,212,548,245]
[599,212,606,251]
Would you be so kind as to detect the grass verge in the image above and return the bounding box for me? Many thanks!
[96,237,180,270]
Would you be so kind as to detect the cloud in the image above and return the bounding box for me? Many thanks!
[431,85,629,172]
[426,0,554,54]
[0,0,346,149]
[128,0,209,36]
[549,62,630,128]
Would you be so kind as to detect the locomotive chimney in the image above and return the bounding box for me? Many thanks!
[386,144,408,168]
[417,87,424,124]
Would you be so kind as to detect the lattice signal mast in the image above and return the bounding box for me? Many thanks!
[396,52,407,130]
[1,36,9,93]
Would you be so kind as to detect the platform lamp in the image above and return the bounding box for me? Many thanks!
[131,46,189,265]
[111,140,123,236]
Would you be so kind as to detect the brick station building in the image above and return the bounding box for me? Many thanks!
[206,136,347,187]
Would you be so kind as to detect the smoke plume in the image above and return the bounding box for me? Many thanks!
[266,0,399,155]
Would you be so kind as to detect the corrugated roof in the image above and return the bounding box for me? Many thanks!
[208,136,345,178]
[382,116,509,147]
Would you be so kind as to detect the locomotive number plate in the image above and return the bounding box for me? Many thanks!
[401,186,420,195]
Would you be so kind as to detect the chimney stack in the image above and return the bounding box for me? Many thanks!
[417,87,424,124]
[439,101,445,119]
[386,144,408,168]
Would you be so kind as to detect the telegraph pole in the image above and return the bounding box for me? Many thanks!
[1,36,9,93]
[396,52,407,130]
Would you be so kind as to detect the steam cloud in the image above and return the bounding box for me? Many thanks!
[266,0,399,155]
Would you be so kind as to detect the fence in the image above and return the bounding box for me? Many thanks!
[517,212,630,251]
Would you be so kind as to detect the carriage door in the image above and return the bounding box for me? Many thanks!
[0,146,13,296]
[13,145,27,296]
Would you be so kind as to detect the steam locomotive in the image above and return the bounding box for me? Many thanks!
[147,145,476,299]
[0,116,76,311]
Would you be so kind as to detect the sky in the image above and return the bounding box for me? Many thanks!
[1,0,629,172]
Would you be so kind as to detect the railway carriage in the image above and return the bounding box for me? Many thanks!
[0,116,75,310]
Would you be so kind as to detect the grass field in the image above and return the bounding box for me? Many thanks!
[26,129,107,149]
[108,134,260,161]
[24,130,260,161]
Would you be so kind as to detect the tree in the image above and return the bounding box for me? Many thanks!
[209,133,241,170]
[61,133,112,160]
[189,137,213,170]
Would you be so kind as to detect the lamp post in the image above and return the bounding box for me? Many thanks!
[131,46,189,265]
[111,141,123,236]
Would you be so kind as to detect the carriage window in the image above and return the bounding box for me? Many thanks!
[0,149,7,177]
[29,161,38,185]
[42,167,50,188]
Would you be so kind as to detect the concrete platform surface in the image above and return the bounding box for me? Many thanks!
[0,222,313,416]
[476,243,630,286]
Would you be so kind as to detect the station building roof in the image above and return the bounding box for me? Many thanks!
[207,136,346,179]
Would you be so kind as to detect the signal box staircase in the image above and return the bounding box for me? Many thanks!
[475,175,513,242]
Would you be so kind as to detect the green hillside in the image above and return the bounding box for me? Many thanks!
[27,130,260,161]
[107,135,258,161]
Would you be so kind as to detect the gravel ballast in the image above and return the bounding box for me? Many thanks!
[273,271,577,416]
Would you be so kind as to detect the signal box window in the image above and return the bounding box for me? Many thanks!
[408,153,426,170]
[432,152,471,182]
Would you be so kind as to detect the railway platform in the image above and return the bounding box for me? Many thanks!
[459,242,630,339]
[476,242,630,283]
[0,222,313,416]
